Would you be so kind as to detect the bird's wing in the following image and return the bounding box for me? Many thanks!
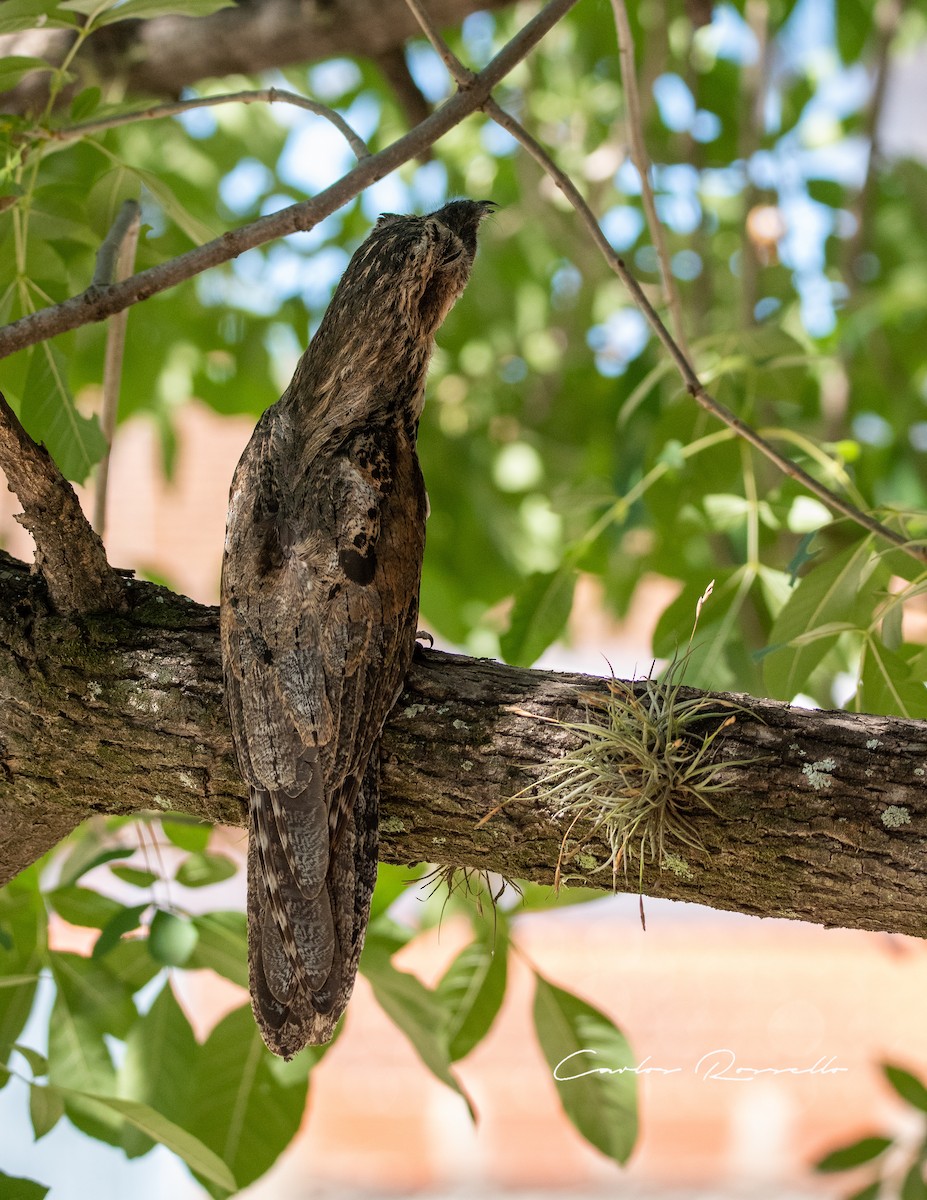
[221,410,425,1053]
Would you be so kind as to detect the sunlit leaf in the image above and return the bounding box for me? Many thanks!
[118,981,197,1157]
[175,853,237,889]
[436,921,508,1062]
[362,931,467,1104]
[29,1083,64,1139]
[161,819,211,853]
[186,912,248,987]
[47,885,125,930]
[186,1004,314,1196]
[20,344,108,483]
[533,972,637,1165]
[50,1084,237,1190]
[0,0,75,33]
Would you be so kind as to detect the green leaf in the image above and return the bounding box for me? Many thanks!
[815,1135,893,1172]
[859,638,927,720]
[883,1063,927,1113]
[0,57,54,89]
[500,567,578,667]
[20,343,108,483]
[175,853,237,888]
[99,938,162,994]
[846,1185,881,1200]
[47,985,120,1144]
[48,885,125,929]
[109,866,159,888]
[0,0,75,33]
[13,1044,48,1076]
[368,863,422,922]
[0,869,46,1061]
[96,0,235,22]
[56,836,134,887]
[132,165,216,245]
[186,912,248,987]
[902,1164,927,1200]
[92,904,148,959]
[0,1172,49,1200]
[118,981,197,1157]
[0,974,40,989]
[532,972,638,1165]
[29,1083,65,1139]
[58,0,116,11]
[161,818,211,853]
[361,932,467,1104]
[149,910,198,966]
[49,951,136,1038]
[186,1004,314,1196]
[436,922,508,1062]
[763,540,880,700]
[69,85,101,121]
[51,1084,237,1191]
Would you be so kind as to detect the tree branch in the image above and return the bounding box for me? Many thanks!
[1,549,926,939]
[397,0,927,566]
[610,0,691,361]
[45,88,371,161]
[0,0,579,361]
[0,397,124,614]
[0,0,514,114]
[842,0,903,287]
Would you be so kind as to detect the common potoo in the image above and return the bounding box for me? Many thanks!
[220,199,494,1057]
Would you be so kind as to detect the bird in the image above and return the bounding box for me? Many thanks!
[220,198,494,1057]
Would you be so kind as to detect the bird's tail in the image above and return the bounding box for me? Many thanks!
[247,758,379,1057]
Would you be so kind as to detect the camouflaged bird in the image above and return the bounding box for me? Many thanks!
[220,199,494,1057]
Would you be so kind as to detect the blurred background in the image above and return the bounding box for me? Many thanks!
[2,0,927,1195]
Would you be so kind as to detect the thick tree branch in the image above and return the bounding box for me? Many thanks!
[1,549,925,940]
[0,395,124,614]
[0,0,578,361]
[0,0,513,114]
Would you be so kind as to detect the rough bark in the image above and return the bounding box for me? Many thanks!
[2,548,926,936]
[1,0,512,114]
[0,393,125,616]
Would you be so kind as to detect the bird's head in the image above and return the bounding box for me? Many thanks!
[324,198,496,342]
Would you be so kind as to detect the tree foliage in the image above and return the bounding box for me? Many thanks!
[1,0,926,1191]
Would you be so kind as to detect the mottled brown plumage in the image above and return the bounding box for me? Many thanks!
[220,200,493,1056]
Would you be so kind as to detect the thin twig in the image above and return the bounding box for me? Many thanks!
[404,0,476,84]
[483,102,927,566]
[0,0,580,362]
[737,0,770,327]
[93,200,141,536]
[400,0,926,563]
[842,0,903,287]
[92,197,141,289]
[610,0,690,360]
[45,87,371,161]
